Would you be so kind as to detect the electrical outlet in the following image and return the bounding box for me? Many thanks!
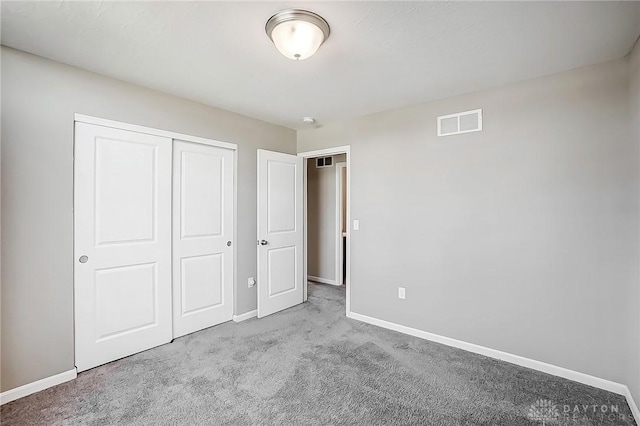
[398,287,405,299]
[248,277,256,288]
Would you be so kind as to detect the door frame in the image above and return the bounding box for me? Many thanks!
[298,146,351,315]
[335,162,347,286]
[73,114,239,341]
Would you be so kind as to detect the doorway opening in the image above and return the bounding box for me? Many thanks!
[298,146,351,315]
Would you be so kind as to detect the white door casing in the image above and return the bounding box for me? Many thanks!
[172,140,234,338]
[257,150,304,318]
[336,162,347,286]
[298,146,351,315]
[74,122,172,372]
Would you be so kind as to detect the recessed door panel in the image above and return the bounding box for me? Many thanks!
[257,150,303,318]
[173,141,234,338]
[268,161,296,234]
[95,263,157,340]
[181,152,223,239]
[268,246,296,297]
[74,122,172,372]
[181,254,223,315]
[95,139,156,245]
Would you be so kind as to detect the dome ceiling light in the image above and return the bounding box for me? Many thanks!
[266,9,330,60]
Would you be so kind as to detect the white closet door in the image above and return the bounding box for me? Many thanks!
[74,122,172,372]
[172,141,234,338]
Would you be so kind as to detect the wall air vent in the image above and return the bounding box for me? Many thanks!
[315,156,333,168]
[437,109,482,136]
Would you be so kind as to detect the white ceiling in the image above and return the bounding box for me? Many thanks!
[2,1,639,129]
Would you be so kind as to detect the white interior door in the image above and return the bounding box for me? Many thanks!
[74,122,172,372]
[257,150,304,318]
[172,140,234,338]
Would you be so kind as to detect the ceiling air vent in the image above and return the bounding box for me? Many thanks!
[437,109,482,136]
[316,156,333,168]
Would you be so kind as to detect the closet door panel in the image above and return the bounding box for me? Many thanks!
[74,122,172,372]
[173,141,234,337]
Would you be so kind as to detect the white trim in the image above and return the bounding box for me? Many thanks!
[624,387,640,425]
[298,146,351,159]
[233,143,238,327]
[298,146,351,316]
[347,311,638,414]
[308,275,340,286]
[303,158,308,302]
[302,158,308,303]
[232,310,257,323]
[0,368,77,405]
[74,114,237,150]
[346,153,350,315]
[335,162,346,287]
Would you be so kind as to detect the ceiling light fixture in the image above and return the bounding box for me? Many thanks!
[266,9,330,61]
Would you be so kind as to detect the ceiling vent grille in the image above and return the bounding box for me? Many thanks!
[437,109,482,136]
[316,156,333,168]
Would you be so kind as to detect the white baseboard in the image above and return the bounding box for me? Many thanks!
[308,275,341,286]
[233,309,257,323]
[0,368,77,405]
[347,311,638,424]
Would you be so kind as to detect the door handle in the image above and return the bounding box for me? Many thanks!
[260,240,268,246]
[79,255,89,263]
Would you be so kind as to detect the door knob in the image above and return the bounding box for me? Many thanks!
[260,240,268,246]
[79,255,89,263]
[227,241,232,247]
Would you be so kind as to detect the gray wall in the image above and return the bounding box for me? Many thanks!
[307,155,346,283]
[0,47,296,392]
[298,58,639,388]
[629,41,640,406]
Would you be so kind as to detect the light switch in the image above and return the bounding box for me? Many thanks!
[353,219,359,231]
